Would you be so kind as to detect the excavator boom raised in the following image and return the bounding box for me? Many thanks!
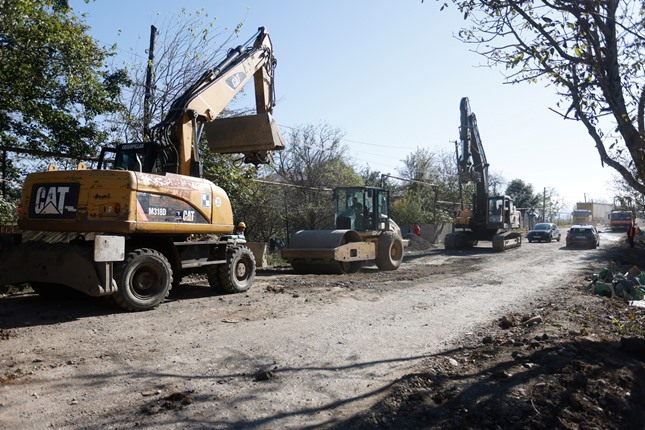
[151,26,284,176]
[445,97,522,252]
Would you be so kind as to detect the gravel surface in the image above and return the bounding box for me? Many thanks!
[1,229,643,429]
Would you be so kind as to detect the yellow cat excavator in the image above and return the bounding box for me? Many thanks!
[444,97,522,251]
[0,27,285,310]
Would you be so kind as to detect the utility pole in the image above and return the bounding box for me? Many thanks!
[1,149,5,197]
[543,187,546,222]
[143,25,158,141]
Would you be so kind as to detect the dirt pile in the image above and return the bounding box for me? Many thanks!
[403,233,435,251]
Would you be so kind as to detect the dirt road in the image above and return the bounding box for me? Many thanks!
[0,232,619,429]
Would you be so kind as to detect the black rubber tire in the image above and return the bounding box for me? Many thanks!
[206,264,220,290]
[113,248,173,311]
[375,231,404,271]
[217,246,256,293]
[339,260,364,274]
[171,263,183,289]
[443,233,457,249]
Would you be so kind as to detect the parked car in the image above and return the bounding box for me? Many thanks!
[527,223,561,243]
[566,225,600,249]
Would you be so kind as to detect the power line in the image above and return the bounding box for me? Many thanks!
[342,137,418,150]
[251,178,332,192]
[277,123,420,151]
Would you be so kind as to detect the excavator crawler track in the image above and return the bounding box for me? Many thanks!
[492,231,523,251]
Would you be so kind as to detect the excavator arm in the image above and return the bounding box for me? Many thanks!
[150,27,284,176]
[457,97,489,220]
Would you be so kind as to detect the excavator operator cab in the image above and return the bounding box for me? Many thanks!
[487,195,519,229]
[334,186,390,232]
[97,142,168,173]
[488,196,505,225]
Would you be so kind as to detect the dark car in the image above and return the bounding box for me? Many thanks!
[566,225,600,249]
[527,223,561,243]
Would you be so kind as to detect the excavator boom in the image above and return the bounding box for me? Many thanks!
[458,97,489,221]
[149,27,284,176]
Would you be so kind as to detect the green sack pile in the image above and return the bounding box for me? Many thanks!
[585,267,645,302]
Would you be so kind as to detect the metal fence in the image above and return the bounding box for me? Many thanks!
[0,224,20,234]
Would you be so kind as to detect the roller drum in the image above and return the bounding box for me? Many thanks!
[282,230,365,274]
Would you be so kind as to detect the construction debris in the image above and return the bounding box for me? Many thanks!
[585,265,645,303]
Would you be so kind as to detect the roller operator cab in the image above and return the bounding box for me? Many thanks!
[334,187,393,232]
[0,27,284,311]
[281,187,406,275]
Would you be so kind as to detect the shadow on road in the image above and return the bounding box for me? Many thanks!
[29,348,456,430]
[0,283,224,329]
[0,293,114,329]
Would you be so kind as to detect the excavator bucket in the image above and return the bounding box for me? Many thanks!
[204,112,285,165]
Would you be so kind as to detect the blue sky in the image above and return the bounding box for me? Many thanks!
[71,0,618,210]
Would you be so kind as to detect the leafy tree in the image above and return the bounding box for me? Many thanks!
[0,0,127,159]
[398,148,438,189]
[391,194,426,227]
[0,150,21,201]
[0,194,17,224]
[438,0,645,194]
[359,166,385,188]
[274,124,360,188]
[393,148,441,225]
[506,179,539,210]
[234,180,289,242]
[272,123,362,232]
[390,148,460,225]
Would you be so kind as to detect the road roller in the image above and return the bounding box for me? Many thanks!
[281,187,407,274]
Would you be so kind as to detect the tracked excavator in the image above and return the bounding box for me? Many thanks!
[281,186,406,274]
[0,27,285,310]
[443,97,522,252]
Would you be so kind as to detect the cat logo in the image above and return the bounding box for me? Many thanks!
[29,183,81,219]
[226,72,246,90]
